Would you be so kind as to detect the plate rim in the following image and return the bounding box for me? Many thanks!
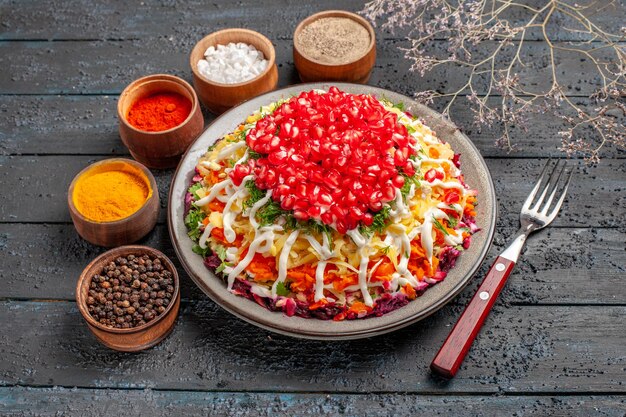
[168,82,497,340]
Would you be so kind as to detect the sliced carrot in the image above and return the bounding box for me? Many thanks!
[370,258,395,282]
[401,284,417,300]
[208,200,226,212]
[202,217,210,226]
[245,252,277,282]
[348,301,372,315]
[332,273,359,292]
[211,227,243,246]
[287,264,317,292]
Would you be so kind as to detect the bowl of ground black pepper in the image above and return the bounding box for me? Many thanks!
[76,245,180,352]
[293,10,376,83]
[118,74,204,169]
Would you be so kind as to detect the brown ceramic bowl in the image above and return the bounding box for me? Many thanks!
[293,10,376,83]
[190,28,279,114]
[76,245,180,352]
[118,74,204,169]
[68,158,160,247]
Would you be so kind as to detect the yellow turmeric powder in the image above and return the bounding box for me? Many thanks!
[73,163,151,222]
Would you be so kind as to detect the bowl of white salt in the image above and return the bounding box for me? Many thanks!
[293,10,376,84]
[190,28,278,114]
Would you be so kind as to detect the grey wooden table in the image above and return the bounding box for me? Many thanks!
[1,1,625,416]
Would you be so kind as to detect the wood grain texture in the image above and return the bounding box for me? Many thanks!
[2,95,623,158]
[1,156,623,227]
[0,0,621,41]
[0,301,625,392]
[0,39,618,96]
[1,225,624,305]
[0,0,625,412]
[1,387,625,417]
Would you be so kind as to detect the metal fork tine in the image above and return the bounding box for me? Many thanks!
[522,159,551,211]
[530,160,560,212]
[547,168,573,222]
[539,161,567,215]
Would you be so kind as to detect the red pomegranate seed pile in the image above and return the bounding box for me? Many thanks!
[229,87,418,233]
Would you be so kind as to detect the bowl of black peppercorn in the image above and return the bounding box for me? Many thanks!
[76,245,180,352]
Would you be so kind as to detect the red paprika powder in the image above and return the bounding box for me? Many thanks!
[127,92,192,132]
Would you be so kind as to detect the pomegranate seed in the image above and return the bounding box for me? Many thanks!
[424,169,443,182]
[281,195,296,210]
[335,219,348,234]
[242,87,420,231]
[321,211,334,225]
[318,192,332,205]
[392,175,405,188]
[369,200,383,211]
[293,209,310,221]
[307,205,321,218]
[293,199,309,210]
[382,183,396,201]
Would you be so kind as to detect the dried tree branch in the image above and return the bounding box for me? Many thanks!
[361,0,626,163]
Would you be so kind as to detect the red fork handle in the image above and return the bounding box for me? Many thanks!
[430,255,516,378]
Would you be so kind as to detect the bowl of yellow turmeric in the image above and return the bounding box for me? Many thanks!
[68,158,160,247]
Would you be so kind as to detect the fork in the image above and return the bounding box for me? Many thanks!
[430,160,573,378]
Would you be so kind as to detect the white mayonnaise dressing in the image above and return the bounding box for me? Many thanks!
[357,249,374,307]
[314,260,328,302]
[271,230,300,297]
[429,179,465,190]
[389,188,411,221]
[248,190,273,229]
[226,225,280,290]
[250,284,273,298]
[420,207,449,263]
[386,224,420,290]
[367,258,384,283]
[306,232,333,302]
[198,224,215,249]
[222,175,253,243]
[346,228,374,306]
[195,179,231,207]
[216,141,247,161]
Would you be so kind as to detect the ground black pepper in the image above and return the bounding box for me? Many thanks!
[86,254,174,329]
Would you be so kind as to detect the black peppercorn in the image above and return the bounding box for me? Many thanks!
[86,252,175,329]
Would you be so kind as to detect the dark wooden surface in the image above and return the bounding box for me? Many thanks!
[1,1,625,416]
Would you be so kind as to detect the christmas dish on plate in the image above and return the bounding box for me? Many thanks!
[182,86,479,321]
[168,83,495,339]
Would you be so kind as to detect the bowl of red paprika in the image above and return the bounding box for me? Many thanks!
[118,74,205,169]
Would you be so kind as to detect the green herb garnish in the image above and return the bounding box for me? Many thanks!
[257,200,290,226]
[432,216,450,236]
[244,180,267,209]
[192,244,212,258]
[248,150,264,160]
[275,281,290,296]
[447,215,459,228]
[188,182,204,200]
[184,208,206,240]
[214,244,227,261]
[359,205,392,237]
[216,262,232,274]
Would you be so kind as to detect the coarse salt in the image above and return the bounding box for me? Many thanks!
[197,42,269,84]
